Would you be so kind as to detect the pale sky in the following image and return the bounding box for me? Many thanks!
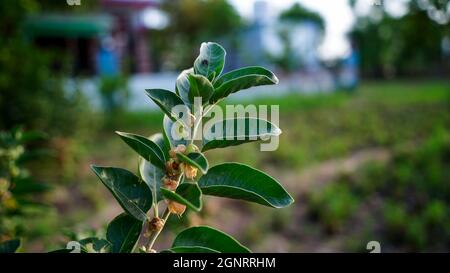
[228,0,356,60]
[142,0,412,59]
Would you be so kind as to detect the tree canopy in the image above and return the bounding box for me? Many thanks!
[349,0,449,78]
[279,3,325,31]
[150,0,242,71]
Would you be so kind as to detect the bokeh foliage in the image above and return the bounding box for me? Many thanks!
[0,0,93,136]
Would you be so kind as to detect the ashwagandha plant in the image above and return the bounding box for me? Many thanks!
[58,42,294,253]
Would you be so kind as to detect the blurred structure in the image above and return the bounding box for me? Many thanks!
[337,40,360,91]
[24,14,114,75]
[99,0,160,74]
[17,0,449,108]
[238,1,325,72]
[234,1,334,92]
[24,0,163,75]
[150,0,242,71]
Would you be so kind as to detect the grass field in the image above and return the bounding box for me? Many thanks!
[96,80,449,168]
[24,80,449,252]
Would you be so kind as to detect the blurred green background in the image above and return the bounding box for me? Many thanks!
[0,0,449,252]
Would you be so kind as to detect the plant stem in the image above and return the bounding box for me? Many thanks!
[143,156,185,252]
[190,113,199,145]
[190,102,218,145]
[145,208,171,251]
[152,167,159,218]
[153,203,159,219]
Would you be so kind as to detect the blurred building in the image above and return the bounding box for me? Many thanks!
[236,1,323,72]
[233,0,334,92]
[24,0,162,76]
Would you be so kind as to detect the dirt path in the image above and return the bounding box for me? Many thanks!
[205,148,391,252]
[85,148,391,252]
[281,148,390,194]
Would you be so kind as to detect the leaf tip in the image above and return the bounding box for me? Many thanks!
[282,194,295,208]
[90,164,102,176]
[273,74,279,84]
[274,127,282,136]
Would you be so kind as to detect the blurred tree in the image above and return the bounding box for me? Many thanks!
[150,0,242,71]
[270,3,325,72]
[349,0,450,78]
[98,75,129,114]
[0,0,93,136]
[0,127,50,242]
[279,3,325,30]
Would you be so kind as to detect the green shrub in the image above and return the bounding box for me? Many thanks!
[0,0,94,138]
[308,182,360,233]
[0,127,50,245]
[307,129,449,251]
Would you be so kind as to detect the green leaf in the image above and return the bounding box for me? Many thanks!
[159,249,174,253]
[176,152,209,174]
[107,213,143,253]
[163,115,189,147]
[172,226,250,253]
[139,133,166,202]
[194,42,226,81]
[176,68,194,106]
[48,248,81,253]
[202,118,282,152]
[198,163,294,208]
[165,246,219,253]
[139,158,165,202]
[145,89,186,121]
[161,183,202,211]
[10,177,50,195]
[162,124,172,155]
[79,237,112,253]
[17,148,53,164]
[150,132,170,162]
[0,239,21,253]
[18,130,47,143]
[210,66,278,103]
[188,74,214,104]
[91,166,153,221]
[116,131,166,169]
